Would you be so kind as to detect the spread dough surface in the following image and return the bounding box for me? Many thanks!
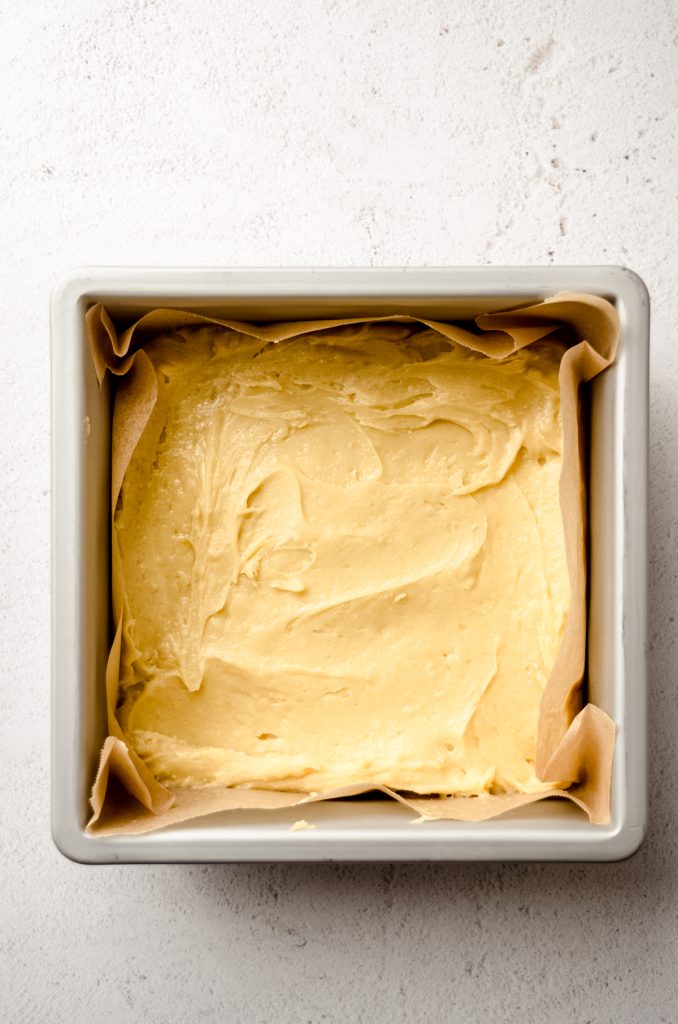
[116,322,569,796]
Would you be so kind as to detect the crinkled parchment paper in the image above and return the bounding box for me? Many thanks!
[84,293,618,835]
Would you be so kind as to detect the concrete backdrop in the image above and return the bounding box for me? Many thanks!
[1,1,676,1021]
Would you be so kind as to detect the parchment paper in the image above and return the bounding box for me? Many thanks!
[85,293,618,834]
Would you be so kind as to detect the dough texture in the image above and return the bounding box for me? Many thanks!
[116,322,569,796]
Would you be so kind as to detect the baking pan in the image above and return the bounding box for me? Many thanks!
[50,267,649,862]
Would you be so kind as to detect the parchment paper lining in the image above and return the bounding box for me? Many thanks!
[85,293,618,835]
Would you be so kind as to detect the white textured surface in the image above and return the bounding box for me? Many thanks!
[1,0,677,1021]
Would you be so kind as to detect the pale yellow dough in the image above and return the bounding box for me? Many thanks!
[116,322,569,797]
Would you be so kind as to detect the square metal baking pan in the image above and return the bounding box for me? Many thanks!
[51,267,649,863]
